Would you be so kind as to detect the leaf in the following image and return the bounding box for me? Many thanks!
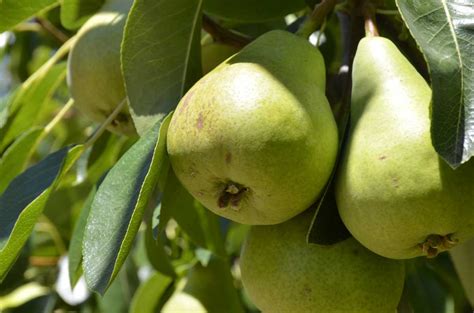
[86,132,126,183]
[68,186,96,288]
[0,128,43,194]
[130,272,173,313]
[161,170,226,257]
[97,258,140,313]
[306,184,350,245]
[396,0,474,166]
[0,145,84,281]
[83,115,171,295]
[0,0,58,32]
[60,0,105,30]
[144,221,176,278]
[404,253,472,312]
[122,0,203,135]
[0,63,66,151]
[0,282,50,311]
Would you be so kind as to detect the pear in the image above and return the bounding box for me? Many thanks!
[167,30,338,225]
[450,238,474,306]
[335,36,474,259]
[204,0,306,23]
[67,0,136,136]
[240,210,405,313]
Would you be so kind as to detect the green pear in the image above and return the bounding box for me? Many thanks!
[240,210,405,313]
[163,258,243,313]
[167,30,338,225]
[335,36,474,259]
[67,0,136,136]
[201,41,240,75]
[450,238,474,306]
[204,0,306,23]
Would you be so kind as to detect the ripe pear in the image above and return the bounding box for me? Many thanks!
[240,210,405,313]
[335,36,474,259]
[450,238,474,306]
[67,0,136,136]
[167,30,338,225]
[204,0,306,22]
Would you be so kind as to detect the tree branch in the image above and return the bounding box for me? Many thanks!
[202,15,252,48]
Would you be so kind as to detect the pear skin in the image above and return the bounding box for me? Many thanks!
[67,0,136,136]
[167,30,338,225]
[240,210,405,313]
[335,37,474,259]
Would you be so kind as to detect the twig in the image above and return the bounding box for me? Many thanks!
[202,15,252,48]
[36,18,70,43]
[296,0,338,39]
[84,98,128,149]
[44,98,75,134]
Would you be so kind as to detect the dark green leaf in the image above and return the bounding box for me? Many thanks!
[145,221,176,278]
[130,272,173,313]
[86,132,126,183]
[0,0,58,32]
[306,184,350,245]
[83,115,171,295]
[122,0,203,135]
[0,145,84,281]
[161,170,226,257]
[0,128,43,194]
[60,0,105,30]
[397,0,474,166]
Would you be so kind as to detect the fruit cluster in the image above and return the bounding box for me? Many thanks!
[67,0,474,311]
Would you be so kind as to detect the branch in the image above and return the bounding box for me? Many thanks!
[202,15,252,48]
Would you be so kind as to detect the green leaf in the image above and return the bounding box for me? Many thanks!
[83,115,171,295]
[130,272,173,313]
[306,184,350,245]
[145,221,176,278]
[68,186,96,288]
[0,0,58,32]
[0,145,84,281]
[0,63,66,151]
[86,132,127,183]
[181,257,245,313]
[60,0,105,30]
[97,258,140,313]
[396,0,474,167]
[0,128,43,194]
[404,255,470,313]
[122,0,203,135]
[161,170,226,257]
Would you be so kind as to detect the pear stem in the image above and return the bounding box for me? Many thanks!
[363,2,379,37]
[296,0,338,39]
[202,15,252,48]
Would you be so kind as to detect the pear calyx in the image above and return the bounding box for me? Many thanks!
[217,183,248,210]
[419,234,459,258]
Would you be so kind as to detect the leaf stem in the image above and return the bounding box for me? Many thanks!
[202,15,252,48]
[84,98,128,149]
[296,0,338,39]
